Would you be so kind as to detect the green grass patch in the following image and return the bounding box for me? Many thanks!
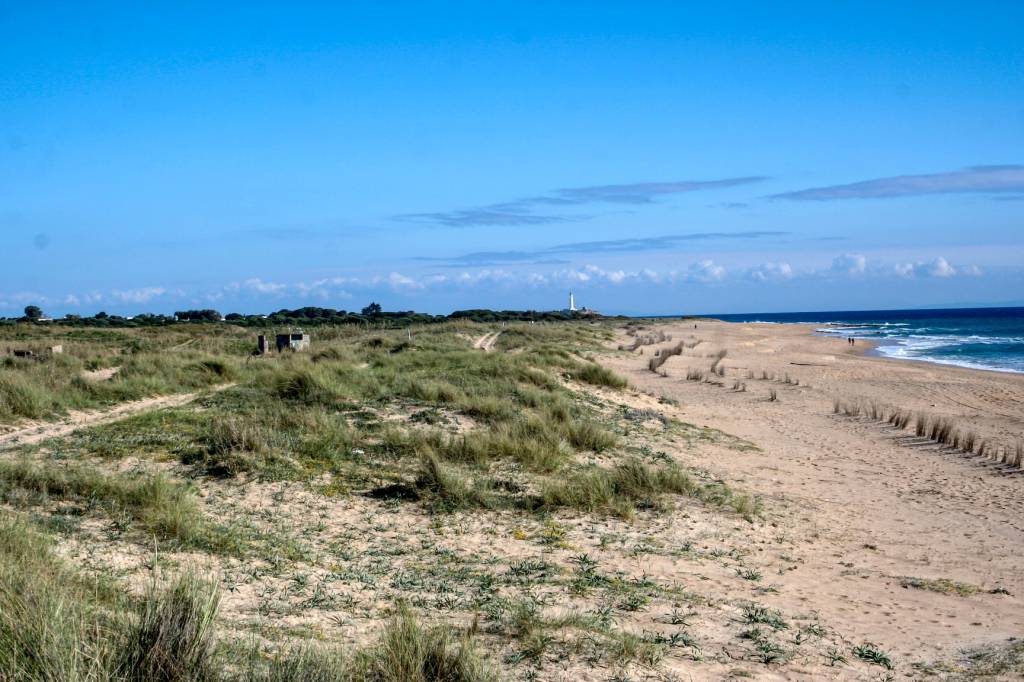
[543,458,761,520]
[899,576,981,597]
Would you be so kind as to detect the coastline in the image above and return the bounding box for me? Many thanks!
[686,307,1024,376]
[702,315,1024,376]
[610,318,1024,449]
[598,318,1024,675]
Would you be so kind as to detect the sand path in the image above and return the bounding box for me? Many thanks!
[472,330,502,352]
[601,320,1024,670]
[0,384,233,450]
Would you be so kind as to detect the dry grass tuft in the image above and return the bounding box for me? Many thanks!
[648,341,684,373]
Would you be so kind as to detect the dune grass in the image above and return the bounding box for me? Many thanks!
[834,397,1023,469]
[618,329,669,352]
[0,459,207,542]
[249,605,495,682]
[15,322,768,528]
[0,513,220,681]
[0,321,781,679]
[0,458,262,556]
[0,326,240,423]
[648,341,684,372]
[0,514,130,680]
[543,458,760,520]
[26,323,770,527]
[42,323,624,484]
[0,512,493,682]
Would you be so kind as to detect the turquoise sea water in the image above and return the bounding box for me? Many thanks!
[702,307,1024,374]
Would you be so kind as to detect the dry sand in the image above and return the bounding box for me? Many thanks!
[599,319,1024,675]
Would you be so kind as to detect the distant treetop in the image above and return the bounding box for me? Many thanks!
[1,304,611,328]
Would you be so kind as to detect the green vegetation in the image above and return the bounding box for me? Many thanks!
[853,642,894,670]
[0,458,208,544]
[0,324,238,422]
[898,576,981,597]
[741,604,788,631]
[2,304,622,329]
[542,458,760,520]
[0,515,493,681]
[30,322,763,525]
[0,319,785,680]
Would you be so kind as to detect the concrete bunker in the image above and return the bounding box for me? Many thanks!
[256,332,310,354]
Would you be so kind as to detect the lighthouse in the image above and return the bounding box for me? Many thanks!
[569,291,577,312]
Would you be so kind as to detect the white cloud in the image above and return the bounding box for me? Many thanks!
[386,272,421,289]
[2,250,999,316]
[237,278,288,295]
[525,273,549,286]
[548,265,649,287]
[893,263,915,278]
[925,256,956,278]
[831,253,867,275]
[748,262,793,282]
[294,277,354,300]
[893,256,963,279]
[640,268,661,283]
[687,260,726,283]
[110,287,167,304]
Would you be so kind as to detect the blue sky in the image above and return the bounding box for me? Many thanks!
[2,2,1022,316]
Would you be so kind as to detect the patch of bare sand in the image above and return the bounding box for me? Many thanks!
[80,366,120,382]
[472,330,503,352]
[600,319,1024,676]
[40,381,875,680]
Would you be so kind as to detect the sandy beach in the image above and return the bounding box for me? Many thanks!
[599,318,1024,676]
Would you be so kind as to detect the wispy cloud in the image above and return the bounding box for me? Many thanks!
[398,176,767,227]
[418,230,787,266]
[772,165,1024,201]
[551,177,766,205]
[398,209,578,228]
[242,227,342,242]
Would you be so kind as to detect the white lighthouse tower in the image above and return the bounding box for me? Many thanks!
[568,291,577,312]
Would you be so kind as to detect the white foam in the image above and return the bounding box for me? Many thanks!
[874,337,1024,374]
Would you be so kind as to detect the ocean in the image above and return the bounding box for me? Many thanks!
[701,307,1024,374]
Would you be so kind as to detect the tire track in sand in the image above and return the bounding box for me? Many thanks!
[472,331,502,352]
[0,384,234,451]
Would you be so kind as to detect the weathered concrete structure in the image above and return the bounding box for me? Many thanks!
[256,332,311,354]
[277,332,311,352]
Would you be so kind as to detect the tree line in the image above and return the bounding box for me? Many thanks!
[2,304,607,328]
